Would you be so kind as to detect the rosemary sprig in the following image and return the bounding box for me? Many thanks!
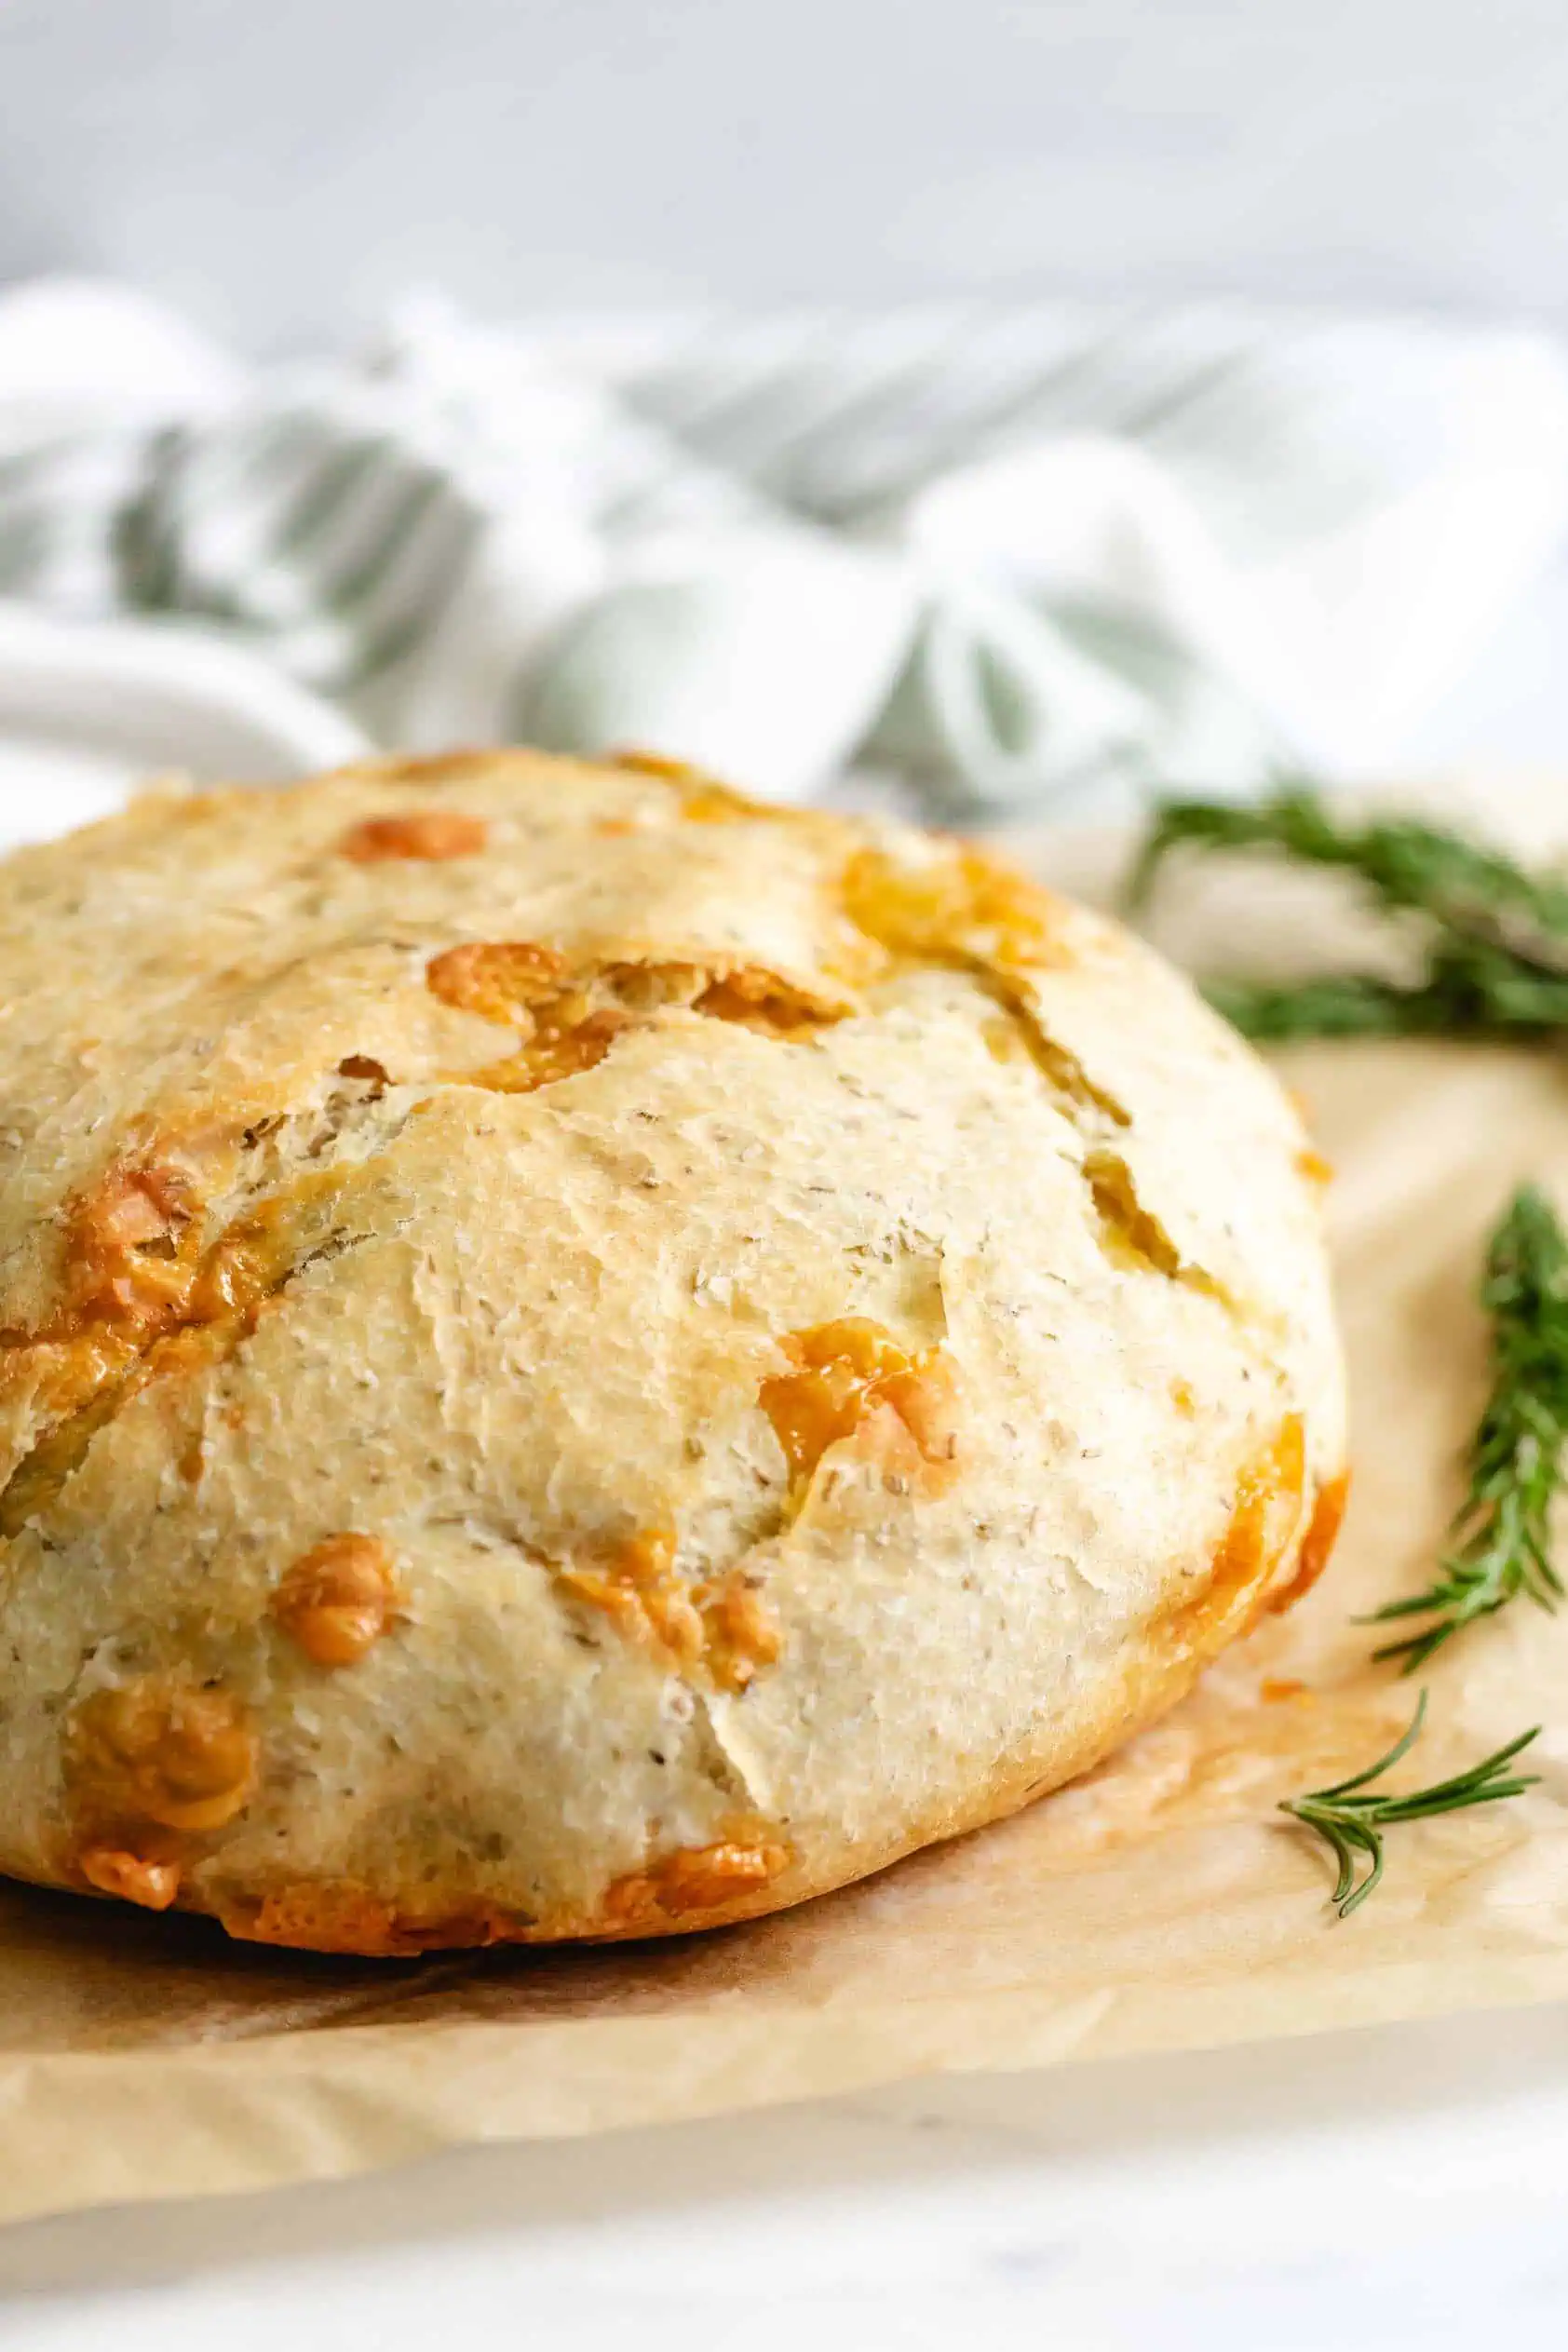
[1366,1184,1568,1670]
[1129,784,1568,955]
[1280,1690,1541,1916]
[1129,786,1568,1045]
[1207,941,1568,1045]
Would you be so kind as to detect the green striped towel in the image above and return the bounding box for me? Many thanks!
[5,279,1568,812]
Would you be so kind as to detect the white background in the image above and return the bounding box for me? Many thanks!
[7,5,1568,2344]
[3,0,1568,352]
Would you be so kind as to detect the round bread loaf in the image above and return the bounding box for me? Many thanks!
[0,749,1345,1953]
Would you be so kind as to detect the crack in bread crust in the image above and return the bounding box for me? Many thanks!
[557,1526,783,1695]
[0,1170,367,1538]
[959,964,1132,1130]
[947,960,1247,1313]
[427,940,848,1096]
[960,967,1260,1324]
[1082,1147,1236,1308]
[838,837,1249,1311]
[0,1061,423,1536]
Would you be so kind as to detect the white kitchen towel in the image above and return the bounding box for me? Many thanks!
[4,276,1568,813]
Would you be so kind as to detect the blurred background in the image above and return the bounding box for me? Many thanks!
[5,0,1568,832]
[8,0,1568,344]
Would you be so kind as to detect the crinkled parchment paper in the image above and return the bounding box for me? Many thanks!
[6,797,1568,2225]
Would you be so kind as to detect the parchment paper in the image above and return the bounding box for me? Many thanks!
[7,803,1568,2226]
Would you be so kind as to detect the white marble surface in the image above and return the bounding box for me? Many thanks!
[7,2005,1568,2350]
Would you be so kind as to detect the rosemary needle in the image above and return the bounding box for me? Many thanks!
[1206,942,1568,1048]
[1129,806,1568,1660]
[1367,1185,1568,1670]
[1129,797,1559,1889]
[1279,1691,1542,1917]
[1129,784,1568,954]
[1128,786,1568,1046]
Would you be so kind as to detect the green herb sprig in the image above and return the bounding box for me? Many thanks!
[1129,791,1561,1905]
[1207,942,1568,1046]
[1280,1690,1541,1917]
[1129,784,1568,952]
[1366,1184,1568,1669]
[1129,785,1568,1044]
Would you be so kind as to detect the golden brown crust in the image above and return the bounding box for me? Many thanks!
[223,1881,530,1957]
[216,1489,1288,1956]
[0,746,1345,1953]
[1267,1471,1352,1615]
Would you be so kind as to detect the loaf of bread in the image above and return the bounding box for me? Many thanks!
[0,750,1345,1953]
